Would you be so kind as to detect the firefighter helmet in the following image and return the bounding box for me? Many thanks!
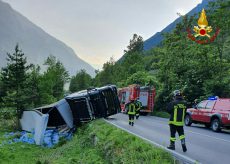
[173,90,182,97]
[130,97,135,101]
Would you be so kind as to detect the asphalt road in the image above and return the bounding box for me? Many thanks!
[105,113,230,164]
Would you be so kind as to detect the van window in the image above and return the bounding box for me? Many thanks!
[197,101,207,109]
[205,101,215,109]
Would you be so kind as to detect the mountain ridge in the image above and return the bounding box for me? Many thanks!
[0,0,95,77]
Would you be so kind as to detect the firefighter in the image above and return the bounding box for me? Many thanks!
[192,99,198,108]
[135,97,142,119]
[167,90,187,152]
[128,98,136,126]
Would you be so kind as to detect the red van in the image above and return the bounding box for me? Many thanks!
[185,98,230,132]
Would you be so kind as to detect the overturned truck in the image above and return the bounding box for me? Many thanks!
[20,85,121,145]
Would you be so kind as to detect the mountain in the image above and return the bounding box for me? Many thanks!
[0,0,95,77]
[143,0,211,51]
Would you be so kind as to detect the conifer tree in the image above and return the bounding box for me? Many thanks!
[1,44,32,125]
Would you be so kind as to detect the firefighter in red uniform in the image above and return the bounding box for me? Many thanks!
[167,90,187,152]
[128,98,136,126]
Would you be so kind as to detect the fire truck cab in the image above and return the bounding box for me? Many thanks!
[118,84,156,114]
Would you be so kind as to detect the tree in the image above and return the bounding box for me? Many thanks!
[39,55,69,104]
[93,57,117,86]
[0,73,4,103]
[69,69,92,92]
[150,2,230,109]
[1,44,32,127]
[93,34,145,87]
[120,34,145,80]
[126,71,146,85]
[124,34,144,54]
[24,65,42,107]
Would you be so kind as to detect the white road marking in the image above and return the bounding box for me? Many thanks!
[185,130,230,144]
[145,117,230,144]
[104,119,199,164]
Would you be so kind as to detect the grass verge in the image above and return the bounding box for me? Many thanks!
[151,111,170,118]
[0,119,174,164]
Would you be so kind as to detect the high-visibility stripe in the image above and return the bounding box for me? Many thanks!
[135,101,142,111]
[169,104,186,126]
[169,121,184,126]
[179,135,185,140]
[170,137,176,141]
[128,103,136,114]
[174,106,178,123]
[182,107,185,125]
[128,112,135,114]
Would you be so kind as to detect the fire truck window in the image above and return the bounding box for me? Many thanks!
[121,92,126,102]
[197,101,207,109]
[205,101,215,109]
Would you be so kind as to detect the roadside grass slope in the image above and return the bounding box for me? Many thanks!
[0,119,174,164]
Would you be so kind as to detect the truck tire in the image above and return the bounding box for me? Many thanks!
[141,112,148,116]
[211,118,221,132]
[185,114,192,126]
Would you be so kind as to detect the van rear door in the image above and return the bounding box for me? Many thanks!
[214,99,230,111]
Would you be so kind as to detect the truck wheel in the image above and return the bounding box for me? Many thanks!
[141,112,148,116]
[211,118,221,132]
[185,115,192,126]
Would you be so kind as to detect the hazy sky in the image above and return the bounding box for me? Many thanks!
[2,0,202,69]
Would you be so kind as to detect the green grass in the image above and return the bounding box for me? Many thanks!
[152,111,170,118]
[0,119,174,164]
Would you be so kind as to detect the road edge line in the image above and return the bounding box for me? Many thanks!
[104,118,200,164]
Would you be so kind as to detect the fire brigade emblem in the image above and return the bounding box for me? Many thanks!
[193,9,212,38]
[187,8,220,44]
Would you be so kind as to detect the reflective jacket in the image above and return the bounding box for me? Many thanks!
[128,102,136,115]
[135,100,142,111]
[167,98,187,126]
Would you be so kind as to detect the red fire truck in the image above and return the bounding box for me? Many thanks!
[118,84,156,114]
